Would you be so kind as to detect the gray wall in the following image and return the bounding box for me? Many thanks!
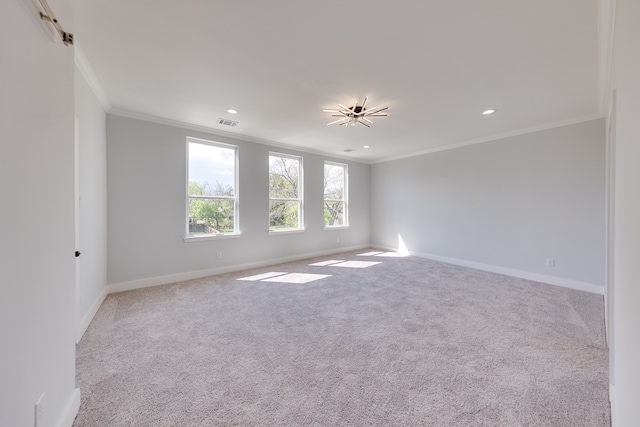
[1,0,78,425]
[107,115,370,285]
[611,0,640,423]
[371,119,606,287]
[75,66,108,331]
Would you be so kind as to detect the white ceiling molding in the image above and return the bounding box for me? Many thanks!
[108,108,369,164]
[372,113,605,165]
[111,107,605,166]
[598,0,618,115]
[74,42,111,112]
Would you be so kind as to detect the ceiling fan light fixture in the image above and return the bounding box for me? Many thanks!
[325,97,389,128]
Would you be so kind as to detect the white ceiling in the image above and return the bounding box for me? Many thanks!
[75,0,602,163]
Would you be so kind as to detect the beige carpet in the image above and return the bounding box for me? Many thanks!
[74,250,610,426]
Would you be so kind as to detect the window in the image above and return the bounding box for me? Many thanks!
[324,162,348,227]
[269,153,303,231]
[186,138,238,236]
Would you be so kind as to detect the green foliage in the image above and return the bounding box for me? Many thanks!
[269,156,301,229]
[188,181,235,234]
[269,156,299,198]
[269,200,299,229]
[323,208,333,226]
[324,201,344,226]
[323,164,345,226]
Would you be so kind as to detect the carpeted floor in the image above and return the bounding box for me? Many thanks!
[74,250,610,426]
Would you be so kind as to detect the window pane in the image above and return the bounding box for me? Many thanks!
[324,162,347,227]
[324,164,344,199]
[188,198,235,234]
[188,142,235,197]
[269,200,299,229]
[324,201,344,227]
[269,156,299,199]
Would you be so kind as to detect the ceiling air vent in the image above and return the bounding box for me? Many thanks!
[218,118,238,127]
[343,148,356,152]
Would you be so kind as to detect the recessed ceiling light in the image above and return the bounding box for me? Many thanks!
[363,145,371,149]
[482,109,496,115]
[226,108,238,114]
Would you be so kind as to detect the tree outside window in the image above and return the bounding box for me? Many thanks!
[187,139,238,235]
[324,162,348,227]
[269,154,303,231]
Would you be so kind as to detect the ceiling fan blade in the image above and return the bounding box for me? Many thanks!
[327,118,349,126]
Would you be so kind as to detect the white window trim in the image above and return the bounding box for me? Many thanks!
[185,137,240,238]
[183,233,242,243]
[323,161,348,229]
[268,228,306,235]
[323,225,350,231]
[268,152,304,232]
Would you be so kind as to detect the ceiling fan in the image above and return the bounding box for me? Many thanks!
[324,97,389,127]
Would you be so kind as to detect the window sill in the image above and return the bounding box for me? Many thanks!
[324,225,350,231]
[268,228,305,235]
[183,233,242,243]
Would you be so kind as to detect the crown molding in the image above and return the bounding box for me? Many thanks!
[74,42,112,112]
[109,108,604,167]
[108,108,370,164]
[371,113,605,165]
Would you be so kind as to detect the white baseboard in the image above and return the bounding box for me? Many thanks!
[55,388,80,427]
[371,244,604,295]
[108,244,371,294]
[610,383,616,426]
[77,287,109,343]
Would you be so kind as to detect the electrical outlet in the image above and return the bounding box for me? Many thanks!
[216,251,222,259]
[546,258,555,267]
[35,393,45,427]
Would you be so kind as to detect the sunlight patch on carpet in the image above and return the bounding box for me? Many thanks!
[309,260,344,266]
[237,272,288,281]
[357,251,384,256]
[331,261,382,268]
[262,273,332,284]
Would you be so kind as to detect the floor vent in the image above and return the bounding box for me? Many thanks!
[218,118,238,127]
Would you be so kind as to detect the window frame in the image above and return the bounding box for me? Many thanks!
[184,137,240,242]
[323,161,349,229]
[268,152,304,233]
